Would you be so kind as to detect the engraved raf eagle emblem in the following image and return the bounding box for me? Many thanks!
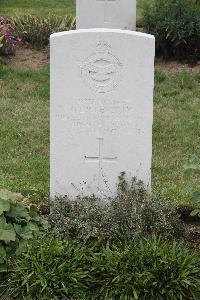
[81,41,123,93]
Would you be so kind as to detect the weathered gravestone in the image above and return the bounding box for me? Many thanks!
[76,0,136,30]
[50,29,155,199]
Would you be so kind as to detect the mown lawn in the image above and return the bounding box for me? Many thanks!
[0,66,50,198]
[153,70,199,207]
[0,0,152,23]
[0,0,76,17]
[0,62,199,207]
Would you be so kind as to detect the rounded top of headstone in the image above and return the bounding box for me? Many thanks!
[50,28,155,41]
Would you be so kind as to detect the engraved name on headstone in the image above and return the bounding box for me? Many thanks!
[50,29,155,199]
[76,0,136,30]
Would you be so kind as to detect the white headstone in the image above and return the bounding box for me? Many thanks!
[50,29,154,199]
[76,0,136,30]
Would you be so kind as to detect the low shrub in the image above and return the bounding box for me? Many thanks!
[11,14,76,48]
[143,0,200,61]
[0,17,22,55]
[0,189,48,271]
[50,194,106,242]
[1,236,199,300]
[50,173,185,243]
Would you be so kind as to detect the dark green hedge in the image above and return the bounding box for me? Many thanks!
[143,0,200,61]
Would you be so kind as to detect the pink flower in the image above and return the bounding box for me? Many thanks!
[0,16,10,25]
[0,16,22,53]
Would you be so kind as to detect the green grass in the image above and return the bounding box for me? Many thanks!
[0,63,199,207]
[0,0,153,23]
[0,0,76,17]
[0,66,50,197]
[153,70,200,206]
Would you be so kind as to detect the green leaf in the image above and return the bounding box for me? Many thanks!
[14,223,39,240]
[0,36,3,48]
[133,290,139,300]
[6,204,30,221]
[0,216,16,242]
[13,223,23,235]
[0,198,10,215]
[0,243,6,264]
[29,205,41,222]
[190,209,200,217]
[40,218,50,230]
[28,222,39,232]
[192,191,200,202]
[16,239,28,256]
[0,189,17,204]
[184,164,200,174]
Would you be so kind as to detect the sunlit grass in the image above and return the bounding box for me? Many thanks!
[0,66,50,197]
[0,0,75,17]
[153,70,200,206]
[0,0,153,24]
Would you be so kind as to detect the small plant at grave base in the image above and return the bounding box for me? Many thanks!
[105,173,185,240]
[184,153,200,218]
[0,17,22,55]
[50,194,106,242]
[0,189,49,272]
[50,172,185,243]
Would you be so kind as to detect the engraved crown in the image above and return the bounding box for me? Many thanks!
[96,41,110,53]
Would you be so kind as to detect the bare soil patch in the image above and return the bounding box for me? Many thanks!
[186,222,200,250]
[1,46,200,72]
[155,57,200,72]
[0,46,49,70]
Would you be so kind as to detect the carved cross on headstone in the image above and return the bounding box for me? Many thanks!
[85,138,117,183]
[97,0,117,23]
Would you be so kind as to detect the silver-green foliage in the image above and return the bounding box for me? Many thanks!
[50,173,185,242]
